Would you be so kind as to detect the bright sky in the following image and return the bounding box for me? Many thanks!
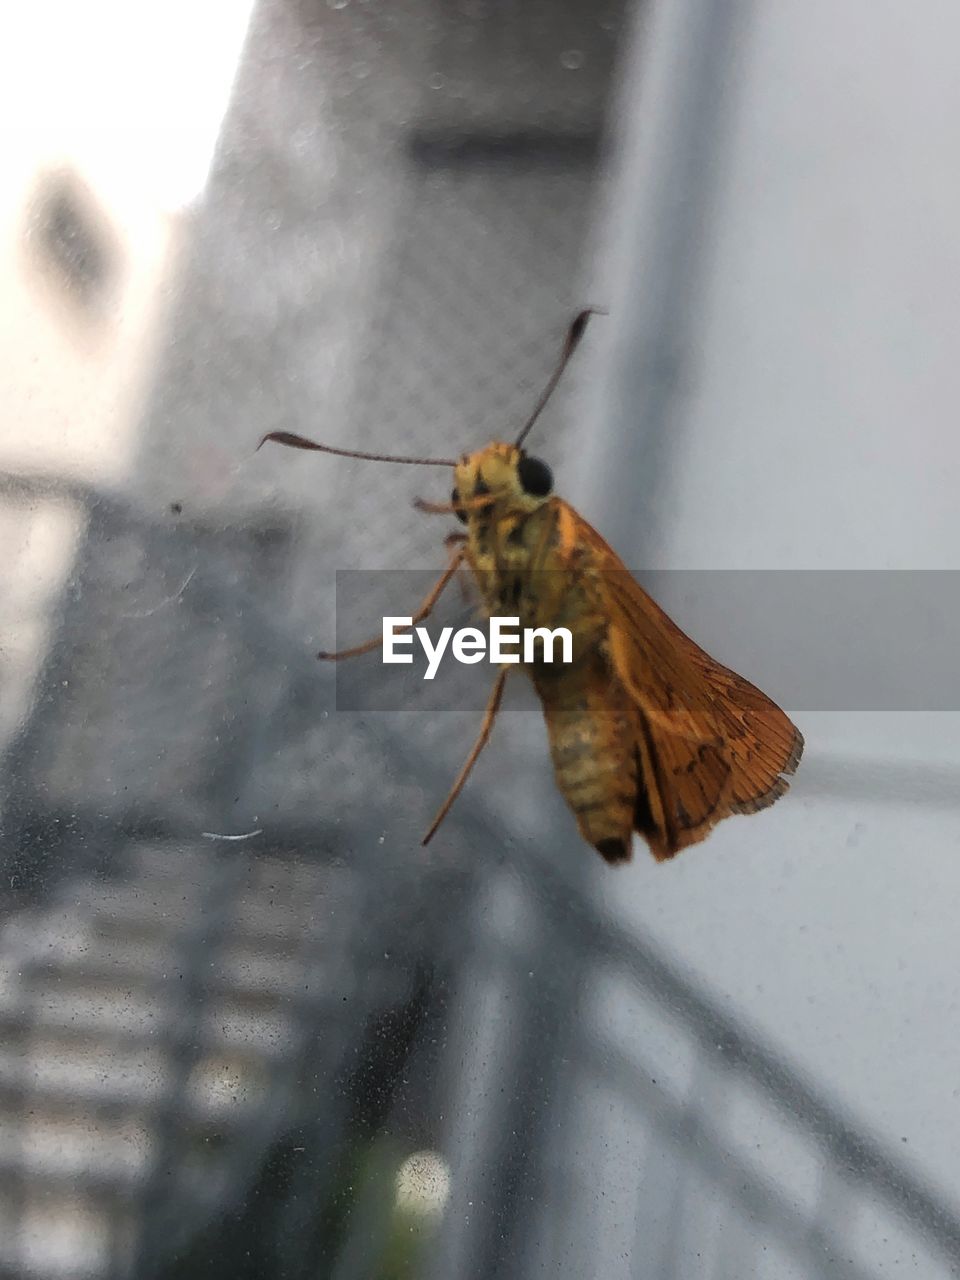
[0,0,256,210]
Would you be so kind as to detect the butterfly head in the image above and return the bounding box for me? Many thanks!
[451,441,554,524]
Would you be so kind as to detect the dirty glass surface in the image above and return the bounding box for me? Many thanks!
[2,1,960,1278]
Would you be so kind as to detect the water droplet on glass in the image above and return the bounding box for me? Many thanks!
[428,72,446,90]
[328,0,349,9]
[560,49,584,70]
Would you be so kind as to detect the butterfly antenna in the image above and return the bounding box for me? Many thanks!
[514,307,606,449]
[257,432,456,467]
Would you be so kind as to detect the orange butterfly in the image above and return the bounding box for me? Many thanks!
[261,311,802,863]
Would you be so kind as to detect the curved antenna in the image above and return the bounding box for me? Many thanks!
[515,307,606,448]
[257,431,456,467]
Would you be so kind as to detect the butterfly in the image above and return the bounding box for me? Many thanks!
[261,310,802,862]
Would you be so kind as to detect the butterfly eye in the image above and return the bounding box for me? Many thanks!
[451,488,467,524]
[517,454,553,497]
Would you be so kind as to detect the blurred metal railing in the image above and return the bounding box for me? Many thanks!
[1,471,959,1280]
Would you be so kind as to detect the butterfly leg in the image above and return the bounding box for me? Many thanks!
[421,667,508,845]
[318,547,465,661]
[414,494,494,516]
[443,531,480,606]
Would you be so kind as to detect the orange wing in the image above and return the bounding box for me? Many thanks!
[557,501,803,858]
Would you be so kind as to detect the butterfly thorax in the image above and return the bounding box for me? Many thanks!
[450,444,608,665]
[454,443,551,626]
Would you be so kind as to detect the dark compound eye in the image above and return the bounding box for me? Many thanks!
[451,487,467,524]
[517,454,553,497]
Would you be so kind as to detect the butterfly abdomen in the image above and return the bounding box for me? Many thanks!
[532,653,638,864]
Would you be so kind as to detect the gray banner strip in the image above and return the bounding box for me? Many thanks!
[329,570,960,712]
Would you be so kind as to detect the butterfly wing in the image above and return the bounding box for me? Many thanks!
[558,502,803,858]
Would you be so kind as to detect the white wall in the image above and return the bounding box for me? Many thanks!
[575,0,960,1221]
